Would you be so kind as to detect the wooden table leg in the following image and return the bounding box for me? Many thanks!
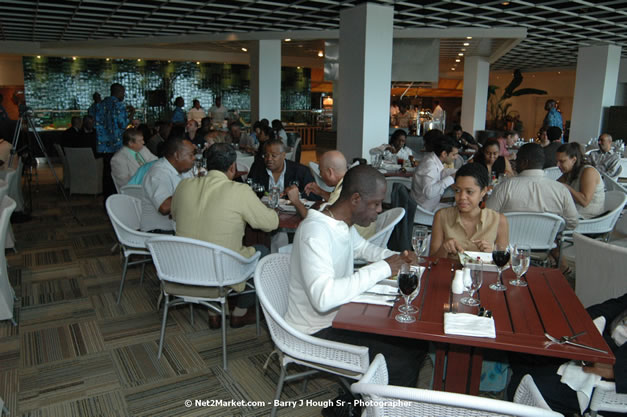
[433,343,447,391]
[434,343,484,395]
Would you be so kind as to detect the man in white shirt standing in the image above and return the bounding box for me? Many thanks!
[208,96,227,127]
[410,136,458,212]
[139,137,195,233]
[187,99,206,125]
[285,165,426,388]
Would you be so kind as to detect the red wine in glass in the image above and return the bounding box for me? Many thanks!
[398,273,418,296]
[492,251,510,268]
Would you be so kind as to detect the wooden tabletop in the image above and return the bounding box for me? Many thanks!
[333,257,615,365]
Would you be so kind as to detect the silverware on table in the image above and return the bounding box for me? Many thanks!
[544,333,608,354]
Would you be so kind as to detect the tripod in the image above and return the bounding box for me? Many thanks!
[10,107,80,224]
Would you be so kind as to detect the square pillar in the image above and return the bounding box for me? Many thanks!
[461,56,490,137]
[570,44,621,143]
[337,3,394,161]
[250,40,281,123]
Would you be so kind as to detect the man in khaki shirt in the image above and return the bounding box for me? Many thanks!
[172,143,279,328]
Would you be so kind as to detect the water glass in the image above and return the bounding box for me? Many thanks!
[412,226,430,264]
[270,186,280,209]
[460,262,483,306]
[510,245,531,286]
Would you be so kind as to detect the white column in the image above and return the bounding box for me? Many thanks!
[249,40,281,123]
[461,56,490,137]
[570,44,621,144]
[337,3,394,161]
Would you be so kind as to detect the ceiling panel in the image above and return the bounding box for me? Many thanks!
[0,1,626,71]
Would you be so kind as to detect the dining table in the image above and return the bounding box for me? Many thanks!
[332,257,615,395]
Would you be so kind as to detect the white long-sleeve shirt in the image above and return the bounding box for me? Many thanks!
[284,209,395,335]
[410,152,456,212]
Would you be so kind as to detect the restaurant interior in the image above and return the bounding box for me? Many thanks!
[1,1,627,416]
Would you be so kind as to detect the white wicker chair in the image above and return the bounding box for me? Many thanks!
[543,167,562,181]
[589,380,627,417]
[254,254,370,417]
[54,143,71,189]
[352,354,563,417]
[119,184,143,200]
[619,158,627,180]
[574,233,627,308]
[63,147,103,195]
[504,212,565,265]
[308,162,335,193]
[513,375,555,411]
[368,208,405,249]
[0,158,24,212]
[146,236,260,369]
[562,191,627,241]
[0,196,17,325]
[414,202,436,227]
[105,195,155,304]
[601,172,626,193]
[384,176,412,205]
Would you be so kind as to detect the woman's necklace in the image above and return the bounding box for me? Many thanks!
[325,208,335,219]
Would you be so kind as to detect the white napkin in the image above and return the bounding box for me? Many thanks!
[351,293,396,306]
[555,316,607,414]
[444,312,496,338]
[365,284,398,296]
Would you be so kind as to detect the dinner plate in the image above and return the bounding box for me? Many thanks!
[459,251,508,272]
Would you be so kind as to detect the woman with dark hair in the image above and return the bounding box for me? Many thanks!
[556,142,605,219]
[271,119,287,142]
[473,138,514,177]
[430,163,509,258]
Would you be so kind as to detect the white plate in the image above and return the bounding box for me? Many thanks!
[459,251,508,272]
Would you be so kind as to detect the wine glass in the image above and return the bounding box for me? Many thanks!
[399,265,420,314]
[460,262,483,306]
[396,264,419,323]
[490,243,510,291]
[510,245,531,287]
[412,226,430,265]
[253,183,265,199]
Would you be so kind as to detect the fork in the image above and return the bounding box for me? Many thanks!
[544,333,608,353]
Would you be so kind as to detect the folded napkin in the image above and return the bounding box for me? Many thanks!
[555,315,607,414]
[557,361,601,414]
[365,283,398,296]
[351,293,396,306]
[444,312,496,338]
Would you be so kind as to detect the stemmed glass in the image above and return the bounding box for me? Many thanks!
[396,264,419,323]
[253,183,265,199]
[412,226,430,265]
[490,243,510,291]
[510,245,531,287]
[460,262,483,306]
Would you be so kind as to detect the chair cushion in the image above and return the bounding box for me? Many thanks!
[163,281,223,299]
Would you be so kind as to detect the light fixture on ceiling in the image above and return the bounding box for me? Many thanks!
[455,59,461,62]
[451,67,455,71]
[284,38,291,42]
[501,1,510,5]
[168,60,171,63]
[241,47,248,52]
[106,58,110,61]
[297,66,301,69]
[458,52,464,56]
[463,42,470,46]
[466,36,472,39]
[196,61,200,65]
[36,55,41,59]
[557,71,561,74]
[137,58,141,62]
[72,56,77,61]
[318,50,324,57]
[461,48,466,51]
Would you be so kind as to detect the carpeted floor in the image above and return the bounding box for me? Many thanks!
[0,166,347,417]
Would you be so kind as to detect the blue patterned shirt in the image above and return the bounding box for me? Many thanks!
[544,108,563,129]
[171,107,185,124]
[95,96,129,154]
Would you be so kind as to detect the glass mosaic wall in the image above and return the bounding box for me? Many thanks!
[22,57,311,126]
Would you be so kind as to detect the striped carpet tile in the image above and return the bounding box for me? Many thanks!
[19,390,128,417]
[91,287,157,321]
[21,320,105,368]
[20,277,84,307]
[111,336,205,388]
[98,311,181,350]
[19,298,96,332]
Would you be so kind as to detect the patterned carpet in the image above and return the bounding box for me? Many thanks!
[0,169,346,417]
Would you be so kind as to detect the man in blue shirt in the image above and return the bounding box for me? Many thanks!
[95,83,135,197]
[171,96,185,125]
[542,99,563,130]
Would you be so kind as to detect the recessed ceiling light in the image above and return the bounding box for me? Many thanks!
[557,71,561,74]
[241,47,248,52]
[458,53,464,56]
[502,1,510,5]
[461,48,466,52]
[455,59,461,62]
[284,38,291,42]
[463,42,470,46]
[36,55,41,59]
[451,68,455,71]
[168,60,171,63]
[137,58,141,62]
[466,36,472,40]
[196,61,200,65]
[106,58,110,61]
[318,50,324,57]
[297,66,301,69]
[72,56,77,60]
